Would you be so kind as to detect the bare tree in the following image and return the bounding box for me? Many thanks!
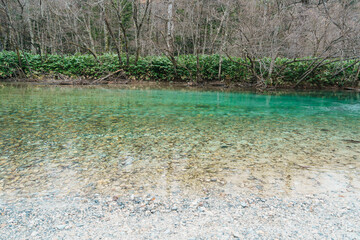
[0,0,358,85]
[132,0,151,64]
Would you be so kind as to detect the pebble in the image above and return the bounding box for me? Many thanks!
[240,202,248,208]
[56,225,66,230]
[0,191,359,239]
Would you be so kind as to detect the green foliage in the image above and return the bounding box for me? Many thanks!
[0,51,359,87]
[0,51,19,78]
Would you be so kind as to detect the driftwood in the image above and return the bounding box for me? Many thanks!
[93,69,127,84]
[210,82,227,87]
[344,87,360,92]
[54,74,90,85]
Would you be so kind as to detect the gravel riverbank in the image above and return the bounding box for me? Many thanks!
[1,190,359,239]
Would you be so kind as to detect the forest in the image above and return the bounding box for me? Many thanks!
[1,0,360,88]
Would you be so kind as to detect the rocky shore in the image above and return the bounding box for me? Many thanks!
[1,190,359,239]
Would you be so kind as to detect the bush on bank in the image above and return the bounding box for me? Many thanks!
[0,51,359,87]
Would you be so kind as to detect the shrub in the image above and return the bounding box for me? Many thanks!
[0,51,359,87]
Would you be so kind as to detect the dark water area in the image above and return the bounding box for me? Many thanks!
[0,84,359,200]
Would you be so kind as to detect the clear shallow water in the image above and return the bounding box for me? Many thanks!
[0,84,359,200]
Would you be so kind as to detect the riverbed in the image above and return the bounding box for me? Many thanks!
[0,84,359,238]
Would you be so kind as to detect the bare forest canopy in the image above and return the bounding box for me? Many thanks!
[1,0,360,88]
[1,0,360,58]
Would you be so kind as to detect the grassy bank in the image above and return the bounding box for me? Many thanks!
[0,51,359,88]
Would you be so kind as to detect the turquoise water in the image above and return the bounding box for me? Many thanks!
[0,84,359,199]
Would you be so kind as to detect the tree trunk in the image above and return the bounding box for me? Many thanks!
[25,0,35,53]
[166,0,175,54]
[104,16,123,66]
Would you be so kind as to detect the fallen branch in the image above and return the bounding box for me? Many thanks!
[294,57,359,88]
[273,57,322,80]
[294,57,329,88]
[93,69,127,84]
[331,59,360,78]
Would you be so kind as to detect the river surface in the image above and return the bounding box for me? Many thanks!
[0,84,359,200]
